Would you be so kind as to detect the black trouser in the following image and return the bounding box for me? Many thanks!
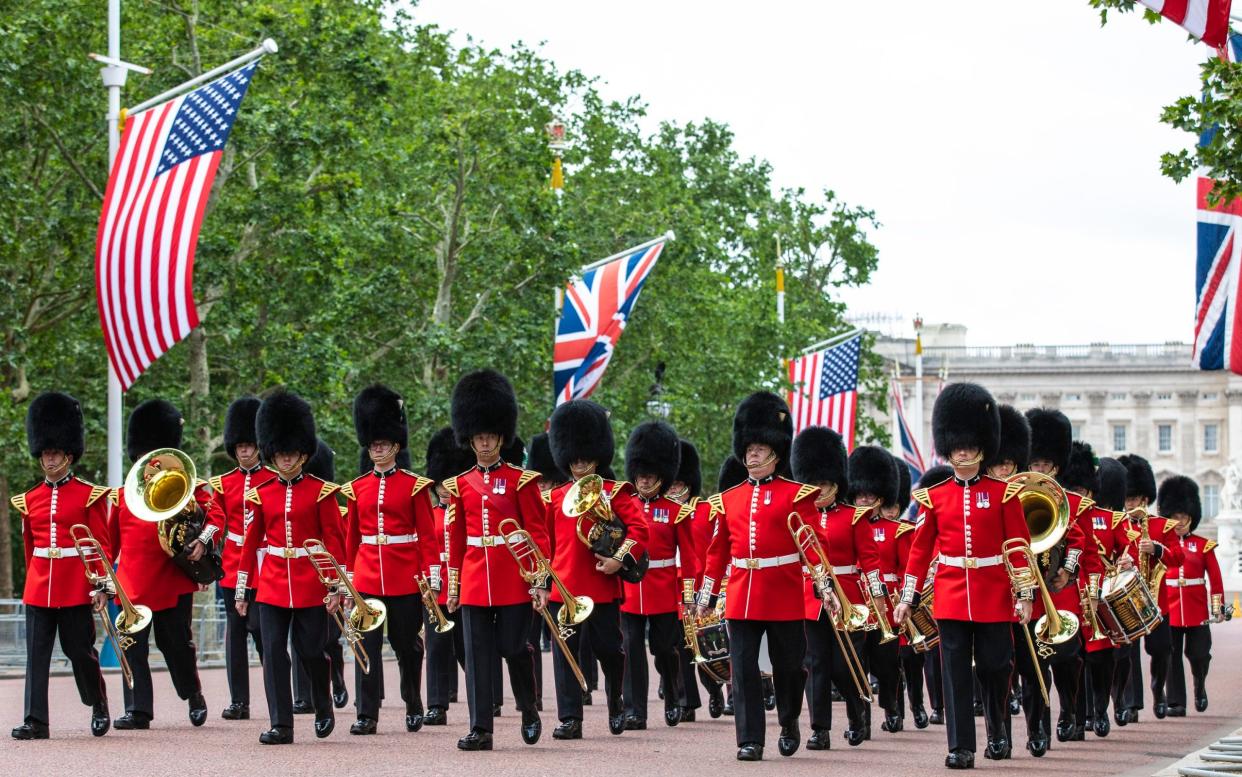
[1167,624,1211,708]
[122,593,202,719]
[728,618,806,747]
[220,586,262,706]
[901,644,927,712]
[426,608,465,710]
[1145,616,1172,706]
[549,600,624,723]
[579,632,599,691]
[1048,635,1083,727]
[1011,621,1049,742]
[1125,638,1145,710]
[1084,647,1115,720]
[863,629,901,716]
[23,604,107,726]
[527,610,543,703]
[294,618,346,704]
[461,603,538,733]
[621,611,682,721]
[805,612,865,732]
[355,593,424,719]
[925,643,944,711]
[258,603,331,729]
[940,619,1012,754]
[676,643,704,709]
[1114,640,1139,711]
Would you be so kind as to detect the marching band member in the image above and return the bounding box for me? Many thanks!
[882,454,927,729]
[109,399,220,731]
[11,392,111,740]
[235,391,344,744]
[894,383,1035,770]
[698,393,835,761]
[525,431,568,708]
[619,421,698,729]
[212,396,274,721]
[703,454,751,719]
[1158,476,1221,717]
[445,370,546,750]
[342,385,439,735]
[902,464,954,728]
[670,438,709,721]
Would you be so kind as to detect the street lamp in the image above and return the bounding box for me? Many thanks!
[646,362,671,419]
[546,117,567,192]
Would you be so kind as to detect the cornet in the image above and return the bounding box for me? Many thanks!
[416,574,454,634]
[303,540,387,675]
[69,524,151,689]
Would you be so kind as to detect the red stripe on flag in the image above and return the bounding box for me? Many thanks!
[1231,262,1242,373]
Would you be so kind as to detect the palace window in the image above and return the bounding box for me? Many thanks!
[1112,424,1126,452]
[1203,484,1220,520]
[1065,393,1082,402]
[1157,424,1173,452]
[1110,392,1127,401]
[1156,392,1173,400]
[1205,424,1220,453]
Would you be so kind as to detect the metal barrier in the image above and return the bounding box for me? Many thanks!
[1180,737,1242,776]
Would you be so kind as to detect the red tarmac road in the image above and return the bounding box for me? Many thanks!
[2,621,1240,777]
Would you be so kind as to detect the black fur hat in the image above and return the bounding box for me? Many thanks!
[677,440,703,499]
[223,396,261,461]
[502,435,526,467]
[732,391,794,466]
[527,432,568,487]
[356,446,412,477]
[304,439,335,483]
[425,426,471,484]
[1158,475,1202,531]
[918,464,954,489]
[26,391,85,462]
[257,391,317,461]
[1118,454,1157,506]
[990,404,1031,472]
[353,384,409,451]
[718,455,749,493]
[847,445,900,507]
[892,453,912,514]
[931,383,999,462]
[624,421,681,496]
[1095,458,1127,512]
[790,426,849,497]
[548,399,614,474]
[1026,408,1072,475]
[1061,441,1099,495]
[126,399,183,463]
[450,369,518,448]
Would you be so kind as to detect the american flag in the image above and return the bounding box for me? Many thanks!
[95,61,259,390]
[787,332,862,447]
[553,238,666,404]
[890,376,924,481]
[1139,0,1232,47]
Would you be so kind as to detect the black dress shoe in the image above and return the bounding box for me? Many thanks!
[1129,708,1140,723]
[972,699,983,717]
[11,722,49,740]
[188,693,208,727]
[623,715,646,731]
[1114,708,1129,726]
[945,749,974,769]
[333,689,348,709]
[521,709,541,745]
[1154,701,1167,719]
[882,713,903,733]
[91,701,110,737]
[929,708,944,725]
[1026,737,1048,758]
[406,711,424,732]
[806,729,831,750]
[1055,717,1073,742]
[292,700,313,715]
[457,729,493,751]
[762,676,777,711]
[664,706,681,727]
[424,707,447,726]
[1195,692,1208,713]
[113,713,150,730]
[259,727,293,744]
[707,686,724,719]
[314,715,335,738]
[608,713,626,735]
[350,717,377,735]
[722,699,734,716]
[737,743,764,761]
[221,703,249,721]
[1167,705,1186,718]
[778,723,799,757]
[679,707,696,722]
[1008,694,1021,716]
[984,737,1011,760]
[1070,722,1085,741]
[912,705,929,729]
[1093,716,1110,737]
[553,719,582,740]
[845,727,865,747]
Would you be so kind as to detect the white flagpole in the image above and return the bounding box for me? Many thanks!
[127,39,277,115]
[799,328,862,356]
[576,231,674,275]
[913,316,925,465]
[103,0,124,487]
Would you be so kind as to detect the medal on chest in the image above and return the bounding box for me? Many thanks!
[1188,541,1198,553]
[1093,515,1106,531]
[653,507,670,524]
[874,526,886,543]
[492,477,507,495]
[975,492,990,510]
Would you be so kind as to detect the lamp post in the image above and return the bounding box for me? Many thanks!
[546,117,566,193]
[646,362,671,419]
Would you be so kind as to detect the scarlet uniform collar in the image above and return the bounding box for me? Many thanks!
[239,463,263,475]
[476,460,503,474]
[747,474,776,486]
[953,474,981,486]
[43,473,72,488]
[278,473,305,486]
[817,501,838,514]
[372,465,398,478]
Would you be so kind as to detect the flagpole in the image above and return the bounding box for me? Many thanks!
[104,0,124,488]
[799,328,863,356]
[576,232,674,275]
[889,366,901,458]
[913,315,925,467]
[127,39,277,115]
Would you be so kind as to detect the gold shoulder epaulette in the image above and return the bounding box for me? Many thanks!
[9,493,28,516]
[1076,496,1095,517]
[912,487,933,509]
[517,470,540,491]
[338,504,348,519]
[442,476,459,498]
[1002,479,1024,504]
[852,505,871,525]
[794,483,819,503]
[244,488,262,506]
[541,489,551,504]
[1126,527,1140,542]
[707,493,725,518]
[339,482,356,501]
[85,484,109,507]
[1204,539,1218,554]
[1162,518,1178,534]
[1112,511,1126,530]
[675,503,694,524]
[209,475,224,494]
[108,488,119,507]
[895,521,916,538]
[411,475,433,497]
[317,481,340,502]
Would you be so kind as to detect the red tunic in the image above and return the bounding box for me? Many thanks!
[870,514,904,626]
[702,476,821,622]
[1143,516,1186,614]
[343,469,439,598]
[685,498,717,589]
[236,474,345,609]
[446,463,550,608]
[621,495,698,616]
[210,465,277,589]
[902,474,1032,623]
[546,478,649,606]
[109,481,224,612]
[14,476,111,608]
[430,503,450,606]
[800,502,882,620]
[1036,496,1092,621]
[1166,533,1224,628]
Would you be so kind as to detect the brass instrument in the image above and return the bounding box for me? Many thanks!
[681,579,704,661]
[497,518,591,691]
[1132,507,1167,600]
[892,582,940,653]
[124,448,223,583]
[862,577,898,644]
[416,574,454,634]
[788,512,872,703]
[69,524,151,689]
[303,539,387,675]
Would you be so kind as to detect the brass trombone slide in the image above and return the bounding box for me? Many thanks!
[303,539,387,675]
[416,574,455,634]
[69,524,150,689]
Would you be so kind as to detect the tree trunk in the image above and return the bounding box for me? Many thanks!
[0,475,13,598]
[187,326,213,475]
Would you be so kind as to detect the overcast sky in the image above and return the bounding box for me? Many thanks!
[410,1,1209,346]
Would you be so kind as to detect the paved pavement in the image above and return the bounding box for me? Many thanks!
[2,620,1240,776]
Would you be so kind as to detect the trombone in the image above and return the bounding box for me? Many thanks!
[69,524,151,689]
[416,574,454,634]
[788,512,872,704]
[861,577,898,644]
[303,539,387,675]
[1002,538,1081,707]
[498,518,592,692]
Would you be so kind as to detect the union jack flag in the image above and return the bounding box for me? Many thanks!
[553,237,667,404]
[787,332,862,447]
[1139,0,1233,48]
[890,376,924,482]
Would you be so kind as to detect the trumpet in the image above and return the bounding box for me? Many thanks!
[788,512,872,703]
[69,524,151,689]
[416,574,454,634]
[303,540,387,675]
[497,518,591,692]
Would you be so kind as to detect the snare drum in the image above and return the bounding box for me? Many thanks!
[695,621,732,684]
[908,586,940,653]
[1098,568,1162,644]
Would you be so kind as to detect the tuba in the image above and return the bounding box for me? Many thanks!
[562,474,648,583]
[303,539,387,675]
[124,448,223,584]
[69,524,151,689]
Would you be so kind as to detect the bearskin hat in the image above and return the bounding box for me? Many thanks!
[892,453,912,514]
[718,455,750,493]
[1026,408,1072,475]
[1095,458,1127,512]
[425,426,471,484]
[677,440,703,499]
[502,435,526,467]
[732,391,794,467]
[1061,441,1099,495]
[304,439,335,483]
[931,383,999,462]
[450,369,518,449]
[1118,454,1157,506]
[1158,475,1202,532]
[990,404,1031,472]
[126,399,183,463]
[257,391,317,462]
[790,426,849,497]
[527,432,567,487]
[223,396,261,462]
[624,421,681,496]
[548,399,614,474]
[353,384,409,451]
[918,464,954,490]
[26,391,85,462]
[847,445,900,507]
[356,446,412,476]
[599,464,617,481]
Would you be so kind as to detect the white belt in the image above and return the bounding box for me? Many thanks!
[732,553,800,570]
[832,564,858,575]
[647,558,677,569]
[883,573,899,583]
[33,546,78,559]
[466,535,510,548]
[226,531,245,546]
[267,545,315,559]
[937,553,1003,569]
[362,533,417,546]
[1166,578,1205,588]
